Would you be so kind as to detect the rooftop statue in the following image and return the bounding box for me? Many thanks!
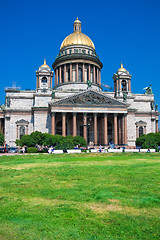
[51,90,55,99]
[143,85,153,94]
[87,79,92,88]
[123,91,128,102]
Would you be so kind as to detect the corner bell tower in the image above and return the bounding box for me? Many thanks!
[113,62,132,97]
[36,59,53,91]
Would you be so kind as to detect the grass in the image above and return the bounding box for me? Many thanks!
[0,153,160,239]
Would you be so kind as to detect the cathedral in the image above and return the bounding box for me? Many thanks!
[2,18,159,147]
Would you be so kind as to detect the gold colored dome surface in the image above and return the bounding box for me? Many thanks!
[40,59,50,68]
[60,18,95,50]
[74,17,81,24]
[60,32,95,49]
[117,62,127,72]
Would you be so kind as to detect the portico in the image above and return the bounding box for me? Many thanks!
[50,90,128,146]
[50,111,128,145]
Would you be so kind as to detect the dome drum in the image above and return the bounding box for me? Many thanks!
[52,18,102,90]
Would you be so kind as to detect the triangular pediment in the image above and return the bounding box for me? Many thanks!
[15,119,29,124]
[52,90,128,107]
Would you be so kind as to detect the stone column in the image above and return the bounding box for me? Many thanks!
[83,63,85,82]
[59,66,62,84]
[122,117,124,144]
[70,63,72,82]
[64,64,66,83]
[128,80,131,91]
[56,68,58,86]
[39,76,40,88]
[76,63,78,82]
[124,114,127,145]
[118,118,122,145]
[114,114,118,145]
[116,79,118,92]
[36,76,39,88]
[99,69,101,85]
[26,125,28,135]
[17,125,19,138]
[120,80,122,91]
[97,67,99,84]
[88,64,91,82]
[51,113,55,135]
[73,113,77,137]
[94,113,97,145]
[83,113,87,142]
[144,126,146,135]
[51,75,52,89]
[104,113,108,145]
[156,120,159,133]
[93,66,96,84]
[136,126,139,138]
[62,113,66,137]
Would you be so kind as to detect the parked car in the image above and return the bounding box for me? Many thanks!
[8,147,19,153]
[0,147,10,153]
[0,148,5,153]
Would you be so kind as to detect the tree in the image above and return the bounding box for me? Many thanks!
[30,131,45,145]
[136,132,160,149]
[73,136,87,147]
[19,135,36,147]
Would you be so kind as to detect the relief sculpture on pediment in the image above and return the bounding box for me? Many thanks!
[56,92,120,106]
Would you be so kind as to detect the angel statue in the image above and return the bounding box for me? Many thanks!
[51,90,55,99]
[143,85,152,94]
[87,79,92,88]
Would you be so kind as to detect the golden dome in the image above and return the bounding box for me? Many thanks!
[60,32,95,49]
[117,62,127,72]
[40,59,50,68]
[60,18,95,50]
[74,17,81,24]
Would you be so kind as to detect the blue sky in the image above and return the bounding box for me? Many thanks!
[0,0,160,113]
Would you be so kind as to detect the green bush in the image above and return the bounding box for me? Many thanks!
[19,135,36,147]
[55,137,74,150]
[136,132,160,149]
[26,147,38,153]
[41,148,48,153]
[73,136,87,147]
[31,131,45,145]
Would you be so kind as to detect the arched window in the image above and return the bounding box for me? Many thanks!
[139,127,143,137]
[42,77,47,83]
[121,80,127,91]
[78,67,82,82]
[20,126,25,139]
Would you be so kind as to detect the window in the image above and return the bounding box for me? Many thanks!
[42,77,47,83]
[20,126,25,139]
[78,67,82,82]
[122,80,127,91]
[139,127,143,137]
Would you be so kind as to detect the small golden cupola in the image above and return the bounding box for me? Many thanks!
[73,17,82,32]
[117,62,127,72]
[40,59,50,69]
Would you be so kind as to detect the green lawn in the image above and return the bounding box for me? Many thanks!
[0,153,160,240]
